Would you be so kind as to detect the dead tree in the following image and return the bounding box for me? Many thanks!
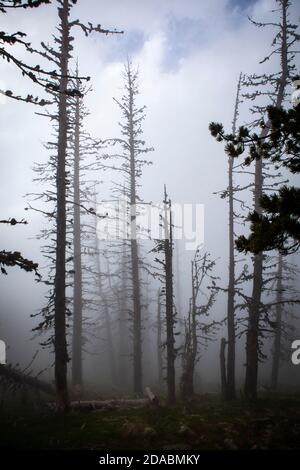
[27,0,121,411]
[152,187,176,405]
[180,251,219,400]
[225,72,243,400]
[117,241,130,384]
[270,253,283,390]
[211,0,300,401]
[242,0,298,400]
[103,254,118,385]
[2,0,122,411]
[70,71,83,388]
[164,189,176,405]
[69,71,101,388]
[90,186,133,391]
[0,0,61,106]
[220,338,227,397]
[156,288,164,389]
[55,1,121,412]
[99,60,153,394]
[213,73,255,400]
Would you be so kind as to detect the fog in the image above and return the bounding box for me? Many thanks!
[1,0,300,410]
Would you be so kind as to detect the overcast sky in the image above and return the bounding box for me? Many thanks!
[0,0,299,372]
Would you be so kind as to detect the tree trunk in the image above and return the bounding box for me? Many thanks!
[164,192,176,405]
[66,389,159,411]
[226,73,242,400]
[245,162,263,400]
[244,0,288,400]
[181,262,198,400]
[270,253,283,391]
[157,288,163,389]
[54,0,70,412]
[180,366,194,400]
[220,338,227,399]
[128,72,143,395]
[72,85,83,388]
[131,238,142,394]
[117,244,129,387]
[105,258,117,386]
[269,2,288,392]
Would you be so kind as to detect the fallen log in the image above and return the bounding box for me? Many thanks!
[53,387,160,411]
[69,398,152,411]
[0,364,55,396]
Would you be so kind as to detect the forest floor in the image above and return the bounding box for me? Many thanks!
[0,394,300,450]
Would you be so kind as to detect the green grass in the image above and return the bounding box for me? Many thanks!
[1,395,300,450]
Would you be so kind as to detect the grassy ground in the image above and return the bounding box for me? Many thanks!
[0,395,300,450]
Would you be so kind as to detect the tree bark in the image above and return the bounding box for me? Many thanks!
[54,0,71,412]
[180,262,197,400]
[244,0,288,400]
[245,154,264,400]
[72,83,83,388]
[220,338,227,398]
[164,192,176,405]
[117,243,129,387]
[157,288,163,389]
[128,69,143,395]
[270,253,283,391]
[226,73,242,400]
[105,258,117,385]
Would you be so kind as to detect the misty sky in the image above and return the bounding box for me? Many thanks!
[0,0,299,374]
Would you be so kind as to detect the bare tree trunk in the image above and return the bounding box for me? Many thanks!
[270,253,283,391]
[157,289,163,389]
[180,259,200,400]
[117,244,129,385]
[110,62,152,395]
[54,0,70,412]
[72,85,83,388]
[245,155,264,400]
[105,258,117,385]
[131,238,142,394]
[164,190,176,405]
[269,2,288,392]
[220,338,227,398]
[103,299,117,385]
[128,73,143,395]
[180,338,195,399]
[226,73,242,400]
[245,0,288,400]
